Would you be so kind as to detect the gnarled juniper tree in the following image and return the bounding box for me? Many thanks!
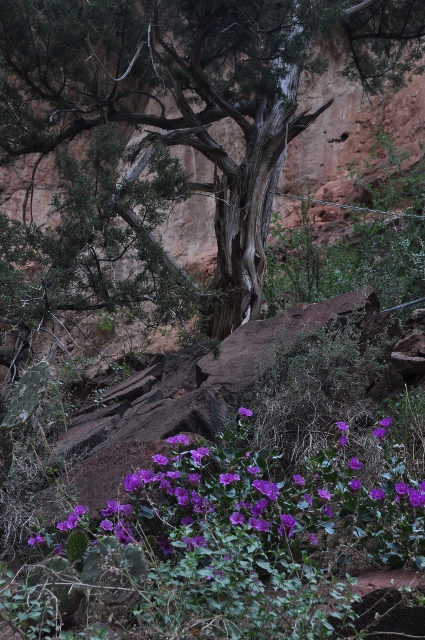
[0,0,425,345]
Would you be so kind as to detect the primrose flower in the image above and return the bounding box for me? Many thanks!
[236,501,251,510]
[159,478,170,489]
[252,479,279,500]
[174,487,189,506]
[293,474,306,486]
[73,505,87,516]
[181,516,194,526]
[251,498,269,516]
[338,435,348,447]
[307,533,319,546]
[219,472,240,485]
[100,519,114,532]
[395,482,409,495]
[167,433,190,445]
[123,473,141,492]
[139,469,156,483]
[102,501,118,517]
[238,407,253,417]
[419,480,425,493]
[190,447,210,465]
[409,488,424,507]
[152,454,169,466]
[348,457,362,471]
[380,417,392,428]
[66,513,79,529]
[317,489,331,501]
[336,421,349,431]
[158,536,174,555]
[183,536,207,550]
[166,471,180,479]
[373,428,386,439]
[279,514,297,537]
[54,543,63,556]
[247,466,261,475]
[28,534,45,546]
[114,520,134,545]
[323,505,333,518]
[188,473,201,484]
[190,490,214,514]
[349,479,362,491]
[370,488,385,501]
[230,512,244,525]
[248,517,270,532]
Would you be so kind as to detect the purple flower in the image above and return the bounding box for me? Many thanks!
[395,482,409,495]
[73,505,87,516]
[175,487,189,506]
[307,533,319,546]
[248,517,270,532]
[317,489,331,501]
[245,452,251,458]
[323,505,333,518]
[188,473,201,484]
[139,469,156,483]
[348,457,362,471]
[181,516,194,526]
[236,501,251,510]
[56,521,69,531]
[66,513,79,529]
[158,536,174,555]
[54,543,63,556]
[219,473,240,485]
[251,498,269,517]
[28,534,45,546]
[183,536,207,550]
[304,494,313,506]
[190,447,210,465]
[338,435,348,447]
[349,479,362,491]
[230,512,244,525]
[280,514,297,530]
[152,454,169,466]
[159,478,170,489]
[336,421,349,431]
[102,500,119,516]
[167,433,190,445]
[293,474,306,487]
[247,466,261,475]
[190,490,215,515]
[114,520,134,545]
[252,479,279,500]
[118,503,132,516]
[409,488,424,507]
[100,519,114,531]
[370,487,385,501]
[373,428,386,439]
[166,471,180,479]
[380,417,392,428]
[123,472,141,492]
[238,407,253,417]
[419,480,425,493]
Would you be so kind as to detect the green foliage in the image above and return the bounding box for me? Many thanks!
[263,136,425,314]
[0,125,200,347]
[26,556,83,620]
[0,361,50,487]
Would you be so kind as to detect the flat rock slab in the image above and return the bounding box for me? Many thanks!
[196,286,380,403]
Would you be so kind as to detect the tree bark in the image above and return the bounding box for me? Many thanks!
[208,68,301,339]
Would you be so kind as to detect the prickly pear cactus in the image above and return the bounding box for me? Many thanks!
[66,530,89,563]
[0,361,49,486]
[27,557,83,620]
[81,536,148,604]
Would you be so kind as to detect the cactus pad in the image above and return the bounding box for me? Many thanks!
[27,557,83,619]
[66,530,89,563]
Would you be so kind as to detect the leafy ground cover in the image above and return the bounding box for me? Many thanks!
[3,407,425,638]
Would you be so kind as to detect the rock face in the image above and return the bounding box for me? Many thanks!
[2,43,425,358]
[60,287,382,513]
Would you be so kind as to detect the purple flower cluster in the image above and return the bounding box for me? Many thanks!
[278,514,297,538]
[166,433,190,445]
[56,505,87,531]
[102,500,132,517]
[252,479,279,500]
[373,417,392,440]
[28,533,45,546]
[219,473,240,485]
